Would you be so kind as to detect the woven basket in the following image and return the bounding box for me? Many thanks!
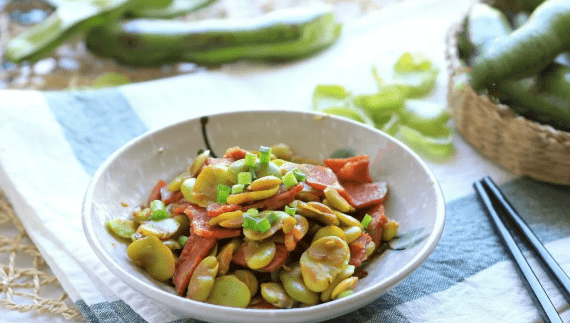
[445,2,570,186]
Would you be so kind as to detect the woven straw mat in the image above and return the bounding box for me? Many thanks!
[0,0,399,320]
[445,1,570,186]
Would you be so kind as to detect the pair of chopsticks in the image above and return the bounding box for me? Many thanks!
[474,176,570,323]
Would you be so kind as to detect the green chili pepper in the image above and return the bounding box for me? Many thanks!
[4,0,172,63]
[470,0,570,91]
[85,6,341,66]
[129,0,217,19]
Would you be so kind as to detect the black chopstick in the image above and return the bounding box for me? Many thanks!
[482,176,570,303]
[474,179,563,323]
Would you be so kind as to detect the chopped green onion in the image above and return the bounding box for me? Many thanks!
[243,214,259,230]
[361,213,373,231]
[249,166,257,181]
[238,172,252,185]
[231,184,245,194]
[259,146,272,164]
[217,184,231,204]
[285,205,296,216]
[178,235,189,247]
[244,152,257,167]
[291,168,307,182]
[247,208,259,217]
[282,171,298,189]
[255,217,272,233]
[150,200,169,220]
[266,212,279,225]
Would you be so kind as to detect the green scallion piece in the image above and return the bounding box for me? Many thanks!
[244,152,257,167]
[282,171,298,189]
[247,208,259,217]
[249,166,257,181]
[255,217,272,233]
[217,184,231,204]
[266,212,279,224]
[150,200,169,220]
[243,214,259,230]
[361,213,373,231]
[259,146,271,164]
[238,172,252,185]
[285,205,296,216]
[291,168,307,182]
[231,184,245,194]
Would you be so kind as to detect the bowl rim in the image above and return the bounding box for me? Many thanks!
[81,109,446,322]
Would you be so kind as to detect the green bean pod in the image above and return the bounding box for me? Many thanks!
[470,0,570,91]
[85,5,341,66]
[130,0,217,19]
[466,3,513,64]
[4,0,171,63]
[492,63,570,131]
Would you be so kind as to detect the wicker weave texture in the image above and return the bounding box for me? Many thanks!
[445,3,570,186]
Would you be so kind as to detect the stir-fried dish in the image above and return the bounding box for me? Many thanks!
[106,144,398,308]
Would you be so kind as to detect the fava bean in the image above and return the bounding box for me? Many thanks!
[217,238,241,275]
[187,256,219,301]
[331,276,358,300]
[300,236,350,292]
[270,143,293,161]
[206,275,251,308]
[342,226,362,244]
[136,218,180,239]
[190,150,210,177]
[192,165,233,206]
[279,262,319,305]
[127,235,175,281]
[243,240,277,270]
[382,220,400,241]
[260,282,295,309]
[107,218,136,240]
[320,264,355,302]
[248,176,282,191]
[312,225,346,243]
[234,269,259,297]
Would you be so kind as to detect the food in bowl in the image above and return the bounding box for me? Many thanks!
[106,143,399,309]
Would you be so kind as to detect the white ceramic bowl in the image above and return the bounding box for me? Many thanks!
[82,110,445,323]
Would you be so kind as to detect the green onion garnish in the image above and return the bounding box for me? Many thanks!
[150,200,169,220]
[249,166,257,181]
[255,217,272,232]
[285,205,296,216]
[291,168,307,182]
[361,213,373,231]
[259,146,271,164]
[217,184,231,204]
[282,171,298,189]
[266,212,279,224]
[243,214,259,230]
[238,172,252,185]
[231,184,245,194]
[244,152,257,167]
[247,208,259,217]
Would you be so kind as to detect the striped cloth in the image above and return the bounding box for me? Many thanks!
[2,0,570,322]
